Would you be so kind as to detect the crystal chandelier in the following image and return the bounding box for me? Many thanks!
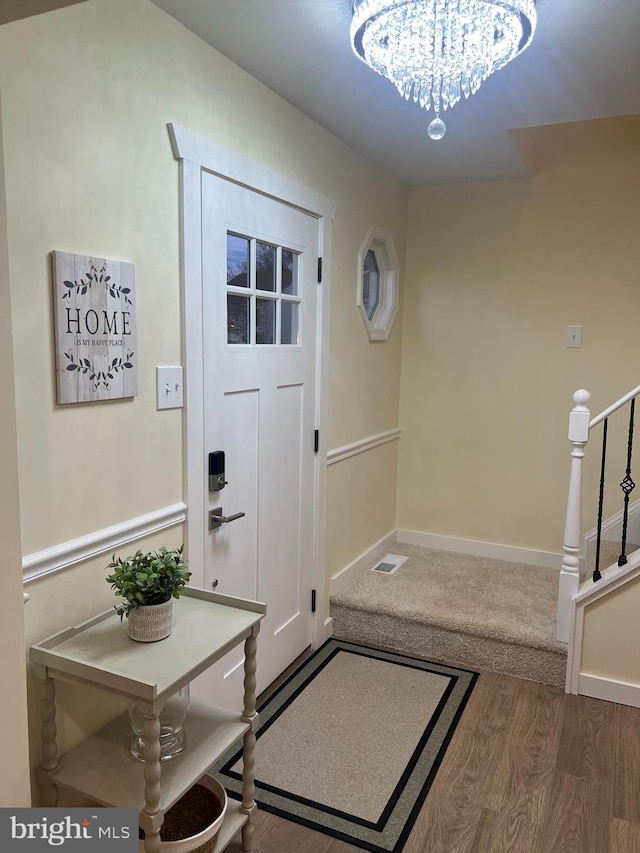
[350,0,537,140]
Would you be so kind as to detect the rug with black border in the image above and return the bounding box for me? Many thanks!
[209,639,477,853]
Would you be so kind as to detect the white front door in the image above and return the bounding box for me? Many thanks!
[196,171,319,708]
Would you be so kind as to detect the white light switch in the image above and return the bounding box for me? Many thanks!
[566,325,583,348]
[156,366,184,409]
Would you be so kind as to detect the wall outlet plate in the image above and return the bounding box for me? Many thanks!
[156,366,184,409]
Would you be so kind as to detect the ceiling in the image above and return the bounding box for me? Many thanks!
[152,1,640,186]
[0,0,86,25]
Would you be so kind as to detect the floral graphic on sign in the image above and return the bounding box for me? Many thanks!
[61,259,133,306]
[64,350,135,392]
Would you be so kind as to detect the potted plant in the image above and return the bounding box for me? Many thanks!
[106,545,191,642]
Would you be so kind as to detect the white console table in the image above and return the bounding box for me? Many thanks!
[29,587,266,853]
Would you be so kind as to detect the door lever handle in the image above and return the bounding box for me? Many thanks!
[220,512,245,523]
[209,508,246,530]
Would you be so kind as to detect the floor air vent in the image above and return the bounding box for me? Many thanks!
[370,553,409,575]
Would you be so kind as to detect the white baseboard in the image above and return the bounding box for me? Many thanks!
[397,529,561,569]
[23,502,188,584]
[330,529,398,596]
[314,616,333,649]
[578,673,640,708]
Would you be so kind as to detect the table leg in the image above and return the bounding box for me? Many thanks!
[142,713,163,853]
[240,630,258,852]
[38,675,59,807]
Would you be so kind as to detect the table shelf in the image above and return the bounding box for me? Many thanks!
[30,587,266,853]
[31,589,265,709]
[52,701,248,820]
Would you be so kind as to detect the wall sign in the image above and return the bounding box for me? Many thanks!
[52,251,138,404]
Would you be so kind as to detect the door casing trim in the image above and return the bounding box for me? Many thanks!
[169,123,335,651]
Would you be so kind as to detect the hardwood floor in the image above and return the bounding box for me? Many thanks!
[225,672,640,853]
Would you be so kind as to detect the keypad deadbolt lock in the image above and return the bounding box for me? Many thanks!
[208,450,246,530]
[208,450,227,491]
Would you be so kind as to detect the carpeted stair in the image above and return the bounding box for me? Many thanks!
[585,538,640,582]
[330,543,568,688]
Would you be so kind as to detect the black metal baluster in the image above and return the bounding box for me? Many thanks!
[593,418,608,582]
[618,398,636,567]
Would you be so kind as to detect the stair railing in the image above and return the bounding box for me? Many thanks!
[557,384,640,642]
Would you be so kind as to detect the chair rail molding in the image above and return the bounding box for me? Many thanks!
[22,502,187,584]
[327,428,401,465]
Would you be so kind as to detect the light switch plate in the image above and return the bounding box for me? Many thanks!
[566,325,583,348]
[156,366,184,409]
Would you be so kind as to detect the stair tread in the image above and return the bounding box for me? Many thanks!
[331,544,565,658]
[586,541,640,577]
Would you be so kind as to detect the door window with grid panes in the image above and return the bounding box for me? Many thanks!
[226,234,301,346]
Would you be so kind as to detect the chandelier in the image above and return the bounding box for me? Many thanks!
[350,0,537,140]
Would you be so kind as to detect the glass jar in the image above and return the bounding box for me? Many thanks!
[128,684,190,763]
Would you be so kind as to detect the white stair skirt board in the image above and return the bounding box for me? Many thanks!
[330,530,398,596]
[370,554,409,575]
[565,550,640,701]
[397,529,561,570]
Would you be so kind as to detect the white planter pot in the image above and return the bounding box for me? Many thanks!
[128,600,173,642]
[138,775,227,853]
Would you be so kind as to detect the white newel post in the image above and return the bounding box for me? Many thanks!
[557,389,591,643]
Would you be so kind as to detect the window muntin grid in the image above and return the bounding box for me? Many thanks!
[226,232,302,346]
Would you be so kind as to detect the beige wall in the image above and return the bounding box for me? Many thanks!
[327,441,399,580]
[0,0,406,786]
[397,116,640,553]
[581,575,640,685]
[0,91,30,807]
[0,0,406,557]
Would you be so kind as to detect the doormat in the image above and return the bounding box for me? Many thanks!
[210,639,477,853]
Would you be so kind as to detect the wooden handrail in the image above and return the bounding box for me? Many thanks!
[590,383,640,429]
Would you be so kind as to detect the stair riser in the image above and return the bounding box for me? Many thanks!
[332,606,567,689]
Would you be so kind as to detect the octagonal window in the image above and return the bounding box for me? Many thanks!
[357,226,399,341]
[363,250,380,320]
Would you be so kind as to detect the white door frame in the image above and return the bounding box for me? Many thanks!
[169,123,336,651]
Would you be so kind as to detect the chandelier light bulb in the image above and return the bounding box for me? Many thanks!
[350,0,537,140]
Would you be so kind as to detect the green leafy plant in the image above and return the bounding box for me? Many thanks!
[106,545,191,619]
